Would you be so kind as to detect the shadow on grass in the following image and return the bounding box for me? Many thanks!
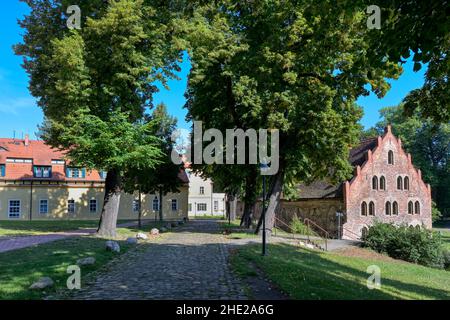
[230,243,450,300]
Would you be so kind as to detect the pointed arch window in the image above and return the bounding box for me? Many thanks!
[361,202,368,216]
[380,176,386,190]
[372,176,378,190]
[388,150,394,164]
[397,176,403,190]
[415,201,420,215]
[404,176,409,190]
[385,201,391,215]
[393,201,399,215]
[408,201,414,214]
[369,202,375,216]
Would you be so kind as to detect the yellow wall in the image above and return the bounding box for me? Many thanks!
[0,181,188,221]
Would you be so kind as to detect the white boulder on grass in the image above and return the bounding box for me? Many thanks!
[77,257,96,266]
[30,277,54,290]
[136,232,148,240]
[150,228,159,236]
[105,240,120,253]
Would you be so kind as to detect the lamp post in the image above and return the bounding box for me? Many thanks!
[336,211,344,239]
[260,163,269,256]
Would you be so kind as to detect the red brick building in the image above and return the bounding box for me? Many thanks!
[254,126,432,240]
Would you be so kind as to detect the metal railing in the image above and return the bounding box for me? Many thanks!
[342,227,361,241]
[304,218,329,251]
[273,216,329,251]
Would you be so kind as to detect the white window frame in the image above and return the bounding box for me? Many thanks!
[152,198,159,211]
[171,199,178,211]
[8,200,21,219]
[68,199,75,214]
[39,199,49,215]
[214,200,219,211]
[199,186,205,195]
[197,203,207,212]
[133,199,140,213]
[89,199,97,213]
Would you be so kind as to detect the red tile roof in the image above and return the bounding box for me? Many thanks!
[0,138,189,184]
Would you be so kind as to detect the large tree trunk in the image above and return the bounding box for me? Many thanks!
[227,194,237,221]
[240,167,258,228]
[97,169,122,238]
[255,168,284,237]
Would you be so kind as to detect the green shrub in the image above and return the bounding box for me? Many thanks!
[290,216,309,235]
[363,222,445,269]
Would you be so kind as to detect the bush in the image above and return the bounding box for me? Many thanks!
[290,216,309,234]
[363,222,445,268]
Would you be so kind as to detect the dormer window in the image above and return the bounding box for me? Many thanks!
[34,166,52,178]
[388,150,394,165]
[0,164,5,177]
[66,167,86,178]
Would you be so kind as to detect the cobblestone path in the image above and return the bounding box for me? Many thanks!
[71,220,247,300]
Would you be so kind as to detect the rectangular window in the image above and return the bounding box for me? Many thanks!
[0,164,5,177]
[99,171,107,179]
[89,199,97,213]
[6,158,32,163]
[199,186,204,195]
[39,199,48,214]
[214,201,218,211]
[197,203,207,212]
[171,199,178,211]
[66,167,86,179]
[133,199,140,213]
[8,200,21,218]
[34,166,52,178]
[51,160,65,165]
[68,200,75,214]
[188,203,192,212]
[152,198,159,211]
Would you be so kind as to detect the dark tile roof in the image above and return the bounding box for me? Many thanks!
[294,138,378,200]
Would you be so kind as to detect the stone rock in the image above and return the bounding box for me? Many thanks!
[30,277,54,290]
[136,232,148,240]
[126,237,138,244]
[305,243,315,250]
[150,228,159,236]
[105,240,121,253]
[77,257,96,266]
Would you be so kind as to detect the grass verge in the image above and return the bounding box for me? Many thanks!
[230,243,450,300]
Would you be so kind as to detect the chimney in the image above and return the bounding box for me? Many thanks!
[24,134,29,146]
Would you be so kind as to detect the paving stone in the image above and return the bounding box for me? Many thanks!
[70,220,247,300]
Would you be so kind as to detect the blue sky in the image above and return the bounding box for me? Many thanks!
[0,1,426,140]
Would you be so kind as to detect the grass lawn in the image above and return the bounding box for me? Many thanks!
[218,220,259,239]
[0,220,175,300]
[0,236,134,299]
[438,230,450,250]
[231,243,450,300]
[0,219,134,237]
[189,214,225,220]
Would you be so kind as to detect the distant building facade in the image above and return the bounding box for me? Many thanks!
[238,126,432,239]
[0,136,189,221]
[186,169,226,217]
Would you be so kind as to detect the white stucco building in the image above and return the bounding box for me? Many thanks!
[186,169,226,217]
